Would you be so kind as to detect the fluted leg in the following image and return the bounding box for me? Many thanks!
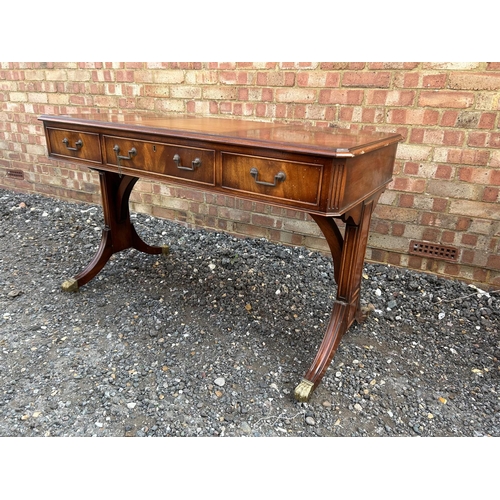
[294,195,378,402]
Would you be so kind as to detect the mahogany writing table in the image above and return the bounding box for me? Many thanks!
[39,113,402,402]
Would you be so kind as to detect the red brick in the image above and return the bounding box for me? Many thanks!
[432,198,448,212]
[483,187,499,202]
[207,62,236,70]
[473,268,490,284]
[234,88,247,101]
[435,165,453,179]
[461,249,475,264]
[447,149,490,166]
[422,73,447,88]
[296,72,340,87]
[408,255,423,270]
[492,170,500,185]
[489,143,500,164]
[441,130,464,146]
[455,217,472,231]
[403,162,419,175]
[489,133,500,148]
[251,213,281,228]
[365,90,387,105]
[399,193,414,207]
[233,221,268,239]
[387,252,402,266]
[293,105,307,119]
[318,89,364,105]
[422,228,440,241]
[387,108,439,125]
[444,263,460,276]
[448,72,500,90]
[419,91,474,108]
[395,72,419,88]
[487,254,500,270]
[254,103,268,117]
[337,107,352,121]
[366,89,415,106]
[359,108,376,122]
[121,62,143,70]
[461,234,478,246]
[342,72,391,87]
[410,128,425,144]
[115,70,135,82]
[468,132,488,147]
[219,71,251,85]
[440,111,458,127]
[391,223,405,236]
[423,129,446,144]
[442,231,456,244]
[262,88,273,101]
[459,167,493,184]
[369,248,387,263]
[373,220,390,234]
[478,112,496,129]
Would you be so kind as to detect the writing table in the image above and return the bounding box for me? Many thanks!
[39,113,402,402]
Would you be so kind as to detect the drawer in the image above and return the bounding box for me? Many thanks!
[221,152,323,206]
[46,128,101,163]
[103,136,215,185]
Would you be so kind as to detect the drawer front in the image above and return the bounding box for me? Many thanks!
[103,136,215,185]
[221,152,323,206]
[46,128,102,163]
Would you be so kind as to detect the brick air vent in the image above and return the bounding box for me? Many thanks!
[409,240,459,262]
[7,170,24,179]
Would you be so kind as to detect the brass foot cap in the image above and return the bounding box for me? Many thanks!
[161,245,170,255]
[294,379,315,402]
[61,278,78,292]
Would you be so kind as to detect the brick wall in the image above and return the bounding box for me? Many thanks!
[1,62,499,288]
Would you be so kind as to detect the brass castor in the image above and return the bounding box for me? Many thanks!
[61,278,78,292]
[294,378,315,402]
[161,245,170,255]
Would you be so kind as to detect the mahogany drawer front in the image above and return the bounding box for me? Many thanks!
[221,152,323,206]
[46,128,101,163]
[103,136,215,185]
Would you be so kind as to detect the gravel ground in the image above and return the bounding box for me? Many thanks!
[0,187,499,438]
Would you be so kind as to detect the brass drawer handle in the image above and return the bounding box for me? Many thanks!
[62,138,83,151]
[113,145,137,162]
[173,154,201,171]
[250,167,286,187]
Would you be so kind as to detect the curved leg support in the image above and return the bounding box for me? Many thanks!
[294,196,378,401]
[130,224,168,256]
[62,228,114,291]
[62,170,167,291]
[294,301,350,401]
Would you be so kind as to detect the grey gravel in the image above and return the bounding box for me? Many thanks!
[0,188,499,437]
